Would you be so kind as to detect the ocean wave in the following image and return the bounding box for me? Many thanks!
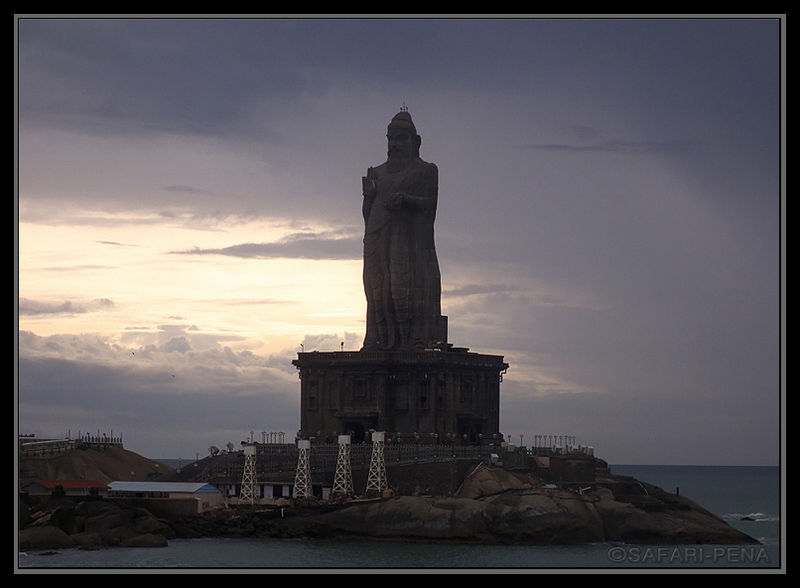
[723,512,779,522]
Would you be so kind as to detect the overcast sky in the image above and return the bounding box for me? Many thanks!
[16,16,783,465]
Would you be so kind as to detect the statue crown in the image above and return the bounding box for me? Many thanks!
[389,111,416,133]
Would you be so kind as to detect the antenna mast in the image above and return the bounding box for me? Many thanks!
[239,441,257,505]
[365,430,387,495]
[331,435,354,498]
[293,439,312,499]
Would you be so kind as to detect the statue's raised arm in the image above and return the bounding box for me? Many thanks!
[362,166,377,221]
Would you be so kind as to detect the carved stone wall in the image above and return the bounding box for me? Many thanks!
[293,350,508,445]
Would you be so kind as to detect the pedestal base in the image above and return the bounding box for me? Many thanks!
[293,348,509,445]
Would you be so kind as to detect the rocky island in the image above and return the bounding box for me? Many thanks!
[19,453,756,551]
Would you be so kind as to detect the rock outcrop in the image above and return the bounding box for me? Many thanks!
[18,464,757,550]
[269,465,757,545]
[19,498,174,550]
[19,446,172,485]
[19,525,76,551]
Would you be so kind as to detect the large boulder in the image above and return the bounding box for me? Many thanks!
[594,487,755,544]
[456,464,530,499]
[308,491,605,544]
[480,490,606,543]
[19,525,75,550]
[20,499,173,549]
[356,496,487,540]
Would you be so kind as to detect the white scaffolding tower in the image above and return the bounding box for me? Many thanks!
[365,431,387,495]
[331,435,354,497]
[293,439,311,499]
[239,442,257,505]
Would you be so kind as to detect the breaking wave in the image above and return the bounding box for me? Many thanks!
[723,512,779,522]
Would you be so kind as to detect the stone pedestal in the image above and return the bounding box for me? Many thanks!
[293,349,508,445]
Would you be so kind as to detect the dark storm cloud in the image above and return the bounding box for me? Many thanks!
[162,184,215,196]
[18,329,302,455]
[170,232,361,260]
[16,17,782,464]
[17,18,471,140]
[568,125,602,140]
[499,380,779,466]
[18,18,779,226]
[96,240,138,247]
[22,208,170,227]
[19,19,775,138]
[443,283,525,297]
[18,19,305,140]
[43,264,119,271]
[19,297,115,315]
[524,139,707,153]
[18,353,299,453]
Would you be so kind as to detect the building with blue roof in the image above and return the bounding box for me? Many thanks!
[108,481,224,514]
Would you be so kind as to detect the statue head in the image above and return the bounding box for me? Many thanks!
[387,111,421,165]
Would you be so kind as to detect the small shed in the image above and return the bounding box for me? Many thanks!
[216,481,294,502]
[108,481,225,514]
[24,479,108,498]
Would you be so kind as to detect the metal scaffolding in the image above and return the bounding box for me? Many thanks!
[365,431,387,495]
[239,442,257,504]
[331,435,354,497]
[293,439,311,498]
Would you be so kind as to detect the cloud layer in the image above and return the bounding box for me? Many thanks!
[17,17,782,464]
[170,232,362,260]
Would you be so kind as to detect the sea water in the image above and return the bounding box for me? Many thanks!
[17,465,782,571]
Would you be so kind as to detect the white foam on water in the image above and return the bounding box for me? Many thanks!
[723,512,779,522]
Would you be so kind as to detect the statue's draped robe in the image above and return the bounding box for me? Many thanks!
[362,157,444,350]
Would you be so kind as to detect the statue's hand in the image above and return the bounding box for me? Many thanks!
[386,193,405,210]
[362,176,376,197]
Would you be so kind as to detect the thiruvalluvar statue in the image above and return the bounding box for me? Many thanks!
[361,110,448,351]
